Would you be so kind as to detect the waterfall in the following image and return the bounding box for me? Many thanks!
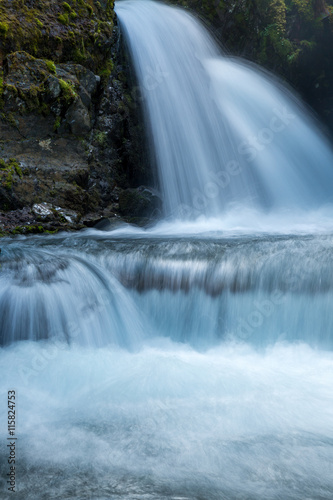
[1,1,333,498]
[116,0,333,218]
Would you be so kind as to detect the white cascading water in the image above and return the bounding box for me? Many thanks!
[116,0,333,218]
[1,1,333,499]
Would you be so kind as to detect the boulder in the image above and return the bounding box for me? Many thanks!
[65,99,91,135]
[119,186,162,219]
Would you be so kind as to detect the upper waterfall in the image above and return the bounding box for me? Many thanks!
[116,0,333,219]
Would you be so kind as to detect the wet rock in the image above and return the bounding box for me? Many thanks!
[65,99,91,135]
[81,212,126,230]
[57,64,98,95]
[0,188,23,211]
[48,76,62,99]
[81,213,105,227]
[0,207,35,231]
[0,5,155,231]
[32,203,54,220]
[0,203,82,235]
[119,186,162,219]
[94,218,127,231]
[32,202,80,224]
[53,206,80,224]
[56,63,99,109]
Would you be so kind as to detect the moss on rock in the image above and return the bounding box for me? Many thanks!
[0,0,158,230]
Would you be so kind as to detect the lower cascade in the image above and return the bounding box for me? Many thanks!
[1,1,333,499]
[1,235,333,350]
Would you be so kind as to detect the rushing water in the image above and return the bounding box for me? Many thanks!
[116,0,333,218]
[0,231,333,499]
[1,0,333,498]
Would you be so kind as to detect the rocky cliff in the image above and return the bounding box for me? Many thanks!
[0,0,160,235]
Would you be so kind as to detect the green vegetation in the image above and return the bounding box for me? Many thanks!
[0,0,115,81]
[46,60,56,74]
[0,21,9,37]
[0,0,121,231]
[10,225,58,235]
[98,60,114,83]
[62,2,72,12]
[53,116,61,131]
[58,13,69,25]
[59,79,78,103]
[3,112,17,128]
[94,130,107,147]
[0,158,22,191]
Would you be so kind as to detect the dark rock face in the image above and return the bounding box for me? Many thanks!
[119,187,163,220]
[65,99,92,135]
[0,0,115,73]
[0,1,159,235]
[3,51,97,137]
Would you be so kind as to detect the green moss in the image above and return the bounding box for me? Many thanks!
[59,79,78,103]
[0,22,9,37]
[62,2,72,12]
[106,0,114,20]
[8,113,17,128]
[72,47,87,64]
[46,60,56,74]
[15,165,22,178]
[3,171,13,191]
[98,60,114,82]
[0,158,22,192]
[58,13,69,25]
[11,225,47,235]
[300,39,316,50]
[94,130,107,147]
[8,158,22,178]
[0,0,116,78]
[17,83,44,112]
[53,116,61,131]
[292,0,313,21]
